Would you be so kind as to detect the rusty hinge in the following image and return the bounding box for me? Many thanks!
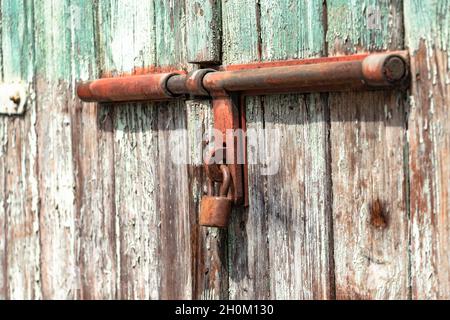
[77,51,410,228]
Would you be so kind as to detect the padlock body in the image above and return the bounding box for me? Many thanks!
[200,196,232,228]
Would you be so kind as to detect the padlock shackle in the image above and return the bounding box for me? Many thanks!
[219,165,231,197]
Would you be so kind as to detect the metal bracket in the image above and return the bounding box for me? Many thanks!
[0,82,27,115]
[77,51,410,225]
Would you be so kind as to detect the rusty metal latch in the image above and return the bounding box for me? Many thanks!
[77,51,410,228]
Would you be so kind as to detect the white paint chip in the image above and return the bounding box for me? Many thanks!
[0,82,27,115]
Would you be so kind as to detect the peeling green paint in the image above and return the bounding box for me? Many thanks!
[97,0,156,74]
[154,0,186,68]
[186,0,222,64]
[261,0,325,60]
[222,0,260,64]
[327,0,404,53]
[34,0,96,81]
[1,0,34,81]
[404,0,450,52]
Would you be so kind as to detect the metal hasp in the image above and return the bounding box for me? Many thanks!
[77,51,410,227]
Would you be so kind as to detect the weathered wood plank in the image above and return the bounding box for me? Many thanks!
[404,0,450,299]
[154,0,186,69]
[156,101,192,299]
[184,0,227,301]
[34,0,99,299]
[260,0,332,300]
[0,91,8,300]
[186,0,222,64]
[97,0,159,299]
[0,100,6,301]
[34,0,77,298]
[327,0,409,299]
[0,7,4,298]
[186,100,228,299]
[73,104,118,299]
[98,0,194,299]
[0,0,40,299]
[185,0,225,299]
[153,0,193,299]
[222,0,265,300]
[223,0,333,299]
[68,1,118,300]
[227,96,271,300]
[222,0,260,65]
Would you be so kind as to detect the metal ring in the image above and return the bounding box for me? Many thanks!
[186,68,216,96]
[161,72,184,98]
[204,147,226,182]
[219,165,231,197]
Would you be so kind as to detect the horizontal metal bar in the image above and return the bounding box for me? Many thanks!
[77,51,409,103]
[77,72,180,102]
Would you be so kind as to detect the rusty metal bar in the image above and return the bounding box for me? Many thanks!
[77,51,409,103]
[76,51,410,220]
[204,52,408,96]
[77,72,181,102]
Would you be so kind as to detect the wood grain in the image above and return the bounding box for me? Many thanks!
[223,0,333,299]
[0,0,449,300]
[186,0,222,64]
[0,0,40,299]
[34,0,100,299]
[154,0,193,300]
[222,0,267,299]
[327,0,409,299]
[261,0,333,300]
[404,0,450,299]
[97,0,161,299]
[0,115,5,300]
[186,99,229,299]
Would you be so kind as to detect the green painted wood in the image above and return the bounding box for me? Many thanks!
[156,1,228,300]
[261,0,325,59]
[223,0,333,299]
[260,0,332,300]
[184,0,226,300]
[222,0,260,64]
[70,0,118,300]
[153,0,195,300]
[33,0,99,299]
[98,0,196,299]
[221,0,261,300]
[97,0,159,300]
[98,0,156,74]
[0,7,5,297]
[327,0,409,299]
[0,0,40,299]
[186,99,229,300]
[404,0,450,299]
[326,0,404,53]
[154,0,186,69]
[186,0,222,64]
[1,0,449,301]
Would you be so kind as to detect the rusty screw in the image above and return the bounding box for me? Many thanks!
[383,56,406,82]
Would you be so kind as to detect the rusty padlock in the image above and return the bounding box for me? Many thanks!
[199,165,232,228]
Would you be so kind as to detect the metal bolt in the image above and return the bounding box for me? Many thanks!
[384,56,406,82]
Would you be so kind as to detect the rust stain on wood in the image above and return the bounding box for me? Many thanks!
[369,199,388,229]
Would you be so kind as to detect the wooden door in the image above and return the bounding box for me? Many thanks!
[0,0,449,300]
